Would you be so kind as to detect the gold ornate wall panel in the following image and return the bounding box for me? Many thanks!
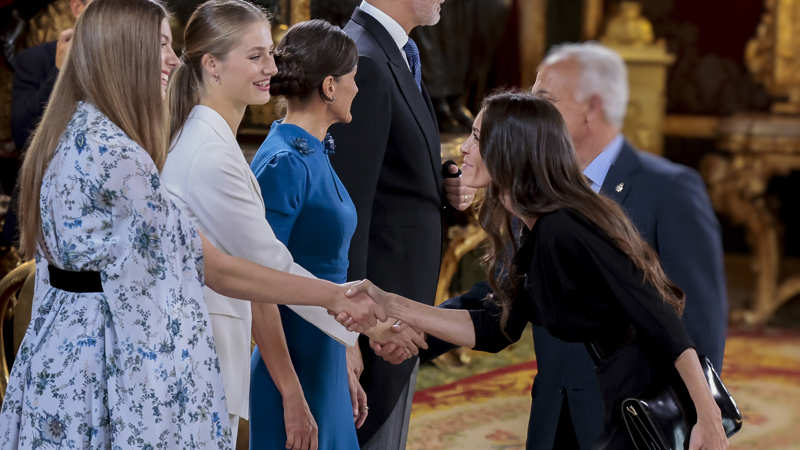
[519,0,547,88]
[602,2,673,155]
[703,0,800,325]
[746,0,800,114]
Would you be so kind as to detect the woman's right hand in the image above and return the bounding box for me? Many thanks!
[343,280,395,314]
[283,387,318,450]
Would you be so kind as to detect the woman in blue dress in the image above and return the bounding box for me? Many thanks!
[249,20,365,450]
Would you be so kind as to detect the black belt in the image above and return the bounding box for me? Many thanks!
[48,265,103,293]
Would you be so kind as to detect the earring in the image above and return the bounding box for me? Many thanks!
[213,74,221,85]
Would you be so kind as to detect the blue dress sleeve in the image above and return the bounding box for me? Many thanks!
[254,150,310,244]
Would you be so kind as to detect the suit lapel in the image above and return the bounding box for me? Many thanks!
[387,63,441,183]
[600,139,640,206]
[352,8,442,190]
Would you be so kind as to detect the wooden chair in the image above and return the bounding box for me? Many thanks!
[0,260,35,406]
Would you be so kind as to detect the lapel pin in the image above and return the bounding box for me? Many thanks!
[615,182,624,193]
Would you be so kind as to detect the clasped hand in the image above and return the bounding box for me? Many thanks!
[336,280,427,364]
[326,280,388,332]
[366,320,427,364]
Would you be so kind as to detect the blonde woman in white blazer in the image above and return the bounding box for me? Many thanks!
[162,2,359,448]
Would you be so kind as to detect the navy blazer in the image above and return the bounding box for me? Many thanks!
[423,140,728,449]
[328,7,444,443]
[12,41,57,151]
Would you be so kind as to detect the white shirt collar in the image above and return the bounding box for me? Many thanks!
[360,1,410,69]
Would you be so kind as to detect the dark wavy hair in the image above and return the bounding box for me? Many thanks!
[478,91,685,328]
[270,19,358,101]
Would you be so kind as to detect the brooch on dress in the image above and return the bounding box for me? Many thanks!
[323,134,336,155]
[290,137,314,156]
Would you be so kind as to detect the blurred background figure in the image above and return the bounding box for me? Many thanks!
[412,0,512,134]
[0,0,89,276]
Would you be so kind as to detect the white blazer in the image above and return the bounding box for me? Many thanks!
[162,105,357,419]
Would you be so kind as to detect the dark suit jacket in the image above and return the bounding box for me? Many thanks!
[328,7,444,443]
[12,40,57,151]
[423,140,728,450]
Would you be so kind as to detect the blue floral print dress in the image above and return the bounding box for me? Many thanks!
[0,102,231,449]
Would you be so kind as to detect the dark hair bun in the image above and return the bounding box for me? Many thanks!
[270,50,315,97]
[269,19,358,100]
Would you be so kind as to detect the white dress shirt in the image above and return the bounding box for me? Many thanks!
[360,0,411,70]
[161,105,357,419]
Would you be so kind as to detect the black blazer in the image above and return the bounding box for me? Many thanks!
[424,140,728,449]
[328,7,444,443]
[12,40,57,151]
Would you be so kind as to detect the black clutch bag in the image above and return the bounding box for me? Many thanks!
[621,356,743,450]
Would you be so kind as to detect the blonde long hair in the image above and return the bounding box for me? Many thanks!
[18,0,169,257]
[168,0,268,141]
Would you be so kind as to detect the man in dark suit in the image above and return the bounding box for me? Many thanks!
[328,1,474,448]
[412,43,728,449]
[4,0,88,249]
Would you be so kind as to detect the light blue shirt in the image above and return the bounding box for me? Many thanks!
[583,134,624,193]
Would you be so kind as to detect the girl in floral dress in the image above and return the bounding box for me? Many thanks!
[0,1,382,447]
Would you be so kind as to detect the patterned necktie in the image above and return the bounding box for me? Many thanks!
[403,37,422,91]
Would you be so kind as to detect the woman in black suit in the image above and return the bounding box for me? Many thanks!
[344,92,729,450]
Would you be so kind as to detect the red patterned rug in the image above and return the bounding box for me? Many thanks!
[408,329,800,450]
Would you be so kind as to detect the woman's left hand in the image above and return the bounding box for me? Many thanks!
[346,346,368,428]
[688,412,728,450]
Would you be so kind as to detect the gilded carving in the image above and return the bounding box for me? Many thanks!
[716,0,800,318]
[601,2,654,47]
[705,113,800,324]
[0,260,35,405]
[746,0,800,113]
[602,2,673,154]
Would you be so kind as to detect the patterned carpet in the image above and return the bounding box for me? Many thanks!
[408,329,800,450]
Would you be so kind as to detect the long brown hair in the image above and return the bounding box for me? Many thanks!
[168,0,268,141]
[478,91,685,327]
[18,0,169,258]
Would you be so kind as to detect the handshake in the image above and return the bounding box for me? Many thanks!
[328,279,427,364]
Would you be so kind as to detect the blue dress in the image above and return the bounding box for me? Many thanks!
[249,121,359,449]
